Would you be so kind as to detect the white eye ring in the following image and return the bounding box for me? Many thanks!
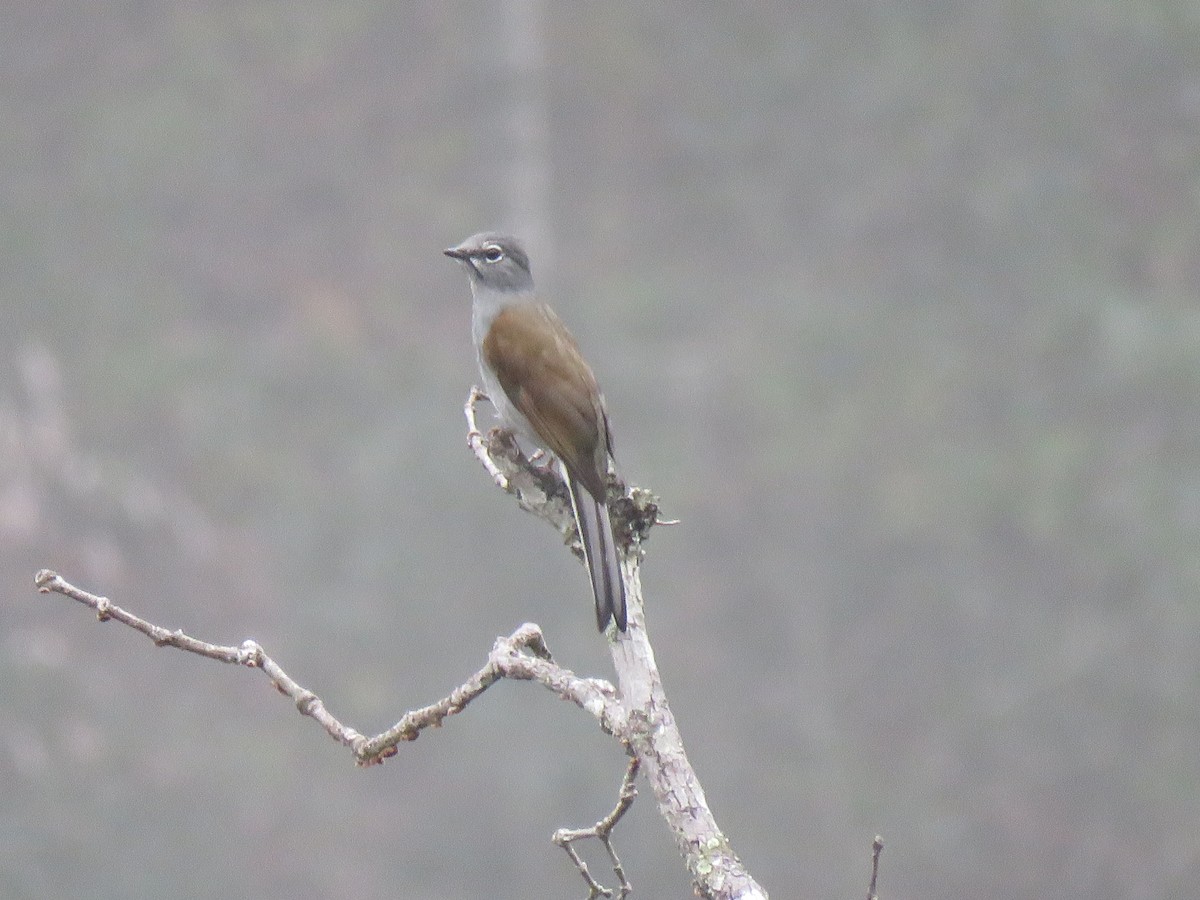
[482,244,504,263]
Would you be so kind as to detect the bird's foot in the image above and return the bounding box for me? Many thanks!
[527,448,557,475]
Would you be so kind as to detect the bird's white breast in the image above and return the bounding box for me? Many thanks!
[470,283,539,443]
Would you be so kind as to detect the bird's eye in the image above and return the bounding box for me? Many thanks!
[482,244,504,263]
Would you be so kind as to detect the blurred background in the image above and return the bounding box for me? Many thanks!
[3,2,1199,898]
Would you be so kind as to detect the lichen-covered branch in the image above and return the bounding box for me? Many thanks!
[465,389,768,900]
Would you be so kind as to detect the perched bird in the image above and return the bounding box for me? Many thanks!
[444,233,627,632]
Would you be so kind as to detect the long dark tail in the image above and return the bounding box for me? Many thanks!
[565,472,627,632]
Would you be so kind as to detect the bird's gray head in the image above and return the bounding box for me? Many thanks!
[443,232,533,294]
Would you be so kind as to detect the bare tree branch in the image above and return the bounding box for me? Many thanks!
[868,835,885,900]
[465,389,769,900]
[553,753,640,898]
[33,569,625,767]
[32,388,771,900]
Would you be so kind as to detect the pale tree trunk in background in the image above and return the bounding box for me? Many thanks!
[501,0,553,273]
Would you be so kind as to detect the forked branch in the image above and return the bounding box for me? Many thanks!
[553,753,640,898]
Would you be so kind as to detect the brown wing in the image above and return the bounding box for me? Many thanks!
[482,303,611,500]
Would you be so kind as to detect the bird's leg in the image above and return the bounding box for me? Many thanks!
[526,448,558,476]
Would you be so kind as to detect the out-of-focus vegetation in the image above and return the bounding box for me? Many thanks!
[2,2,1198,898]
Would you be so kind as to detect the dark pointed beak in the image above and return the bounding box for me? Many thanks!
[443,245,471,260]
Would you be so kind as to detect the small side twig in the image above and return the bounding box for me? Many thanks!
[34,570,627,766]
[464,386,512,490]
[465,385,562,501]
[868,835,884,900]
[553,754,640,899]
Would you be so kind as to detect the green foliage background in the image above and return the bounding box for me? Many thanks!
[3,2,1198,897]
